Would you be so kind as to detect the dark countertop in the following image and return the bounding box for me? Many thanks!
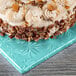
[0,43,76,76]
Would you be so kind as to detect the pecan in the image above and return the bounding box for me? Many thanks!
[0,19,3,24]
[0,32,5,36]
[15,34,22,39]
[9,35,15,39]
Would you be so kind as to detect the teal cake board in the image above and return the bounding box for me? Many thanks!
[0,24,76,74]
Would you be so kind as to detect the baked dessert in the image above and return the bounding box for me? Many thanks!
[0,0,76,41]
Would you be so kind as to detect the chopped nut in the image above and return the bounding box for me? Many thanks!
[65,5,70,9]
[47,4,57,11]
[37,0,42,2]
[12,3,19,12]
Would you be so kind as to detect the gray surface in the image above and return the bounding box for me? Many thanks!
[0,43,76,76]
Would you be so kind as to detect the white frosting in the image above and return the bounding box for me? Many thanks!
[0,0,76,27]
[0,10,7,22]
[0,0,15,22]
[0,0,14,10]
[43,1,68,21]
[54,5,68,21]
[6,7,25,26]
[26,6,43,26]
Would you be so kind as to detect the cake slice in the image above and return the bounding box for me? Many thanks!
[0,0,76,41]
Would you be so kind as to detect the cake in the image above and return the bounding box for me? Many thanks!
[0,0,76,41]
